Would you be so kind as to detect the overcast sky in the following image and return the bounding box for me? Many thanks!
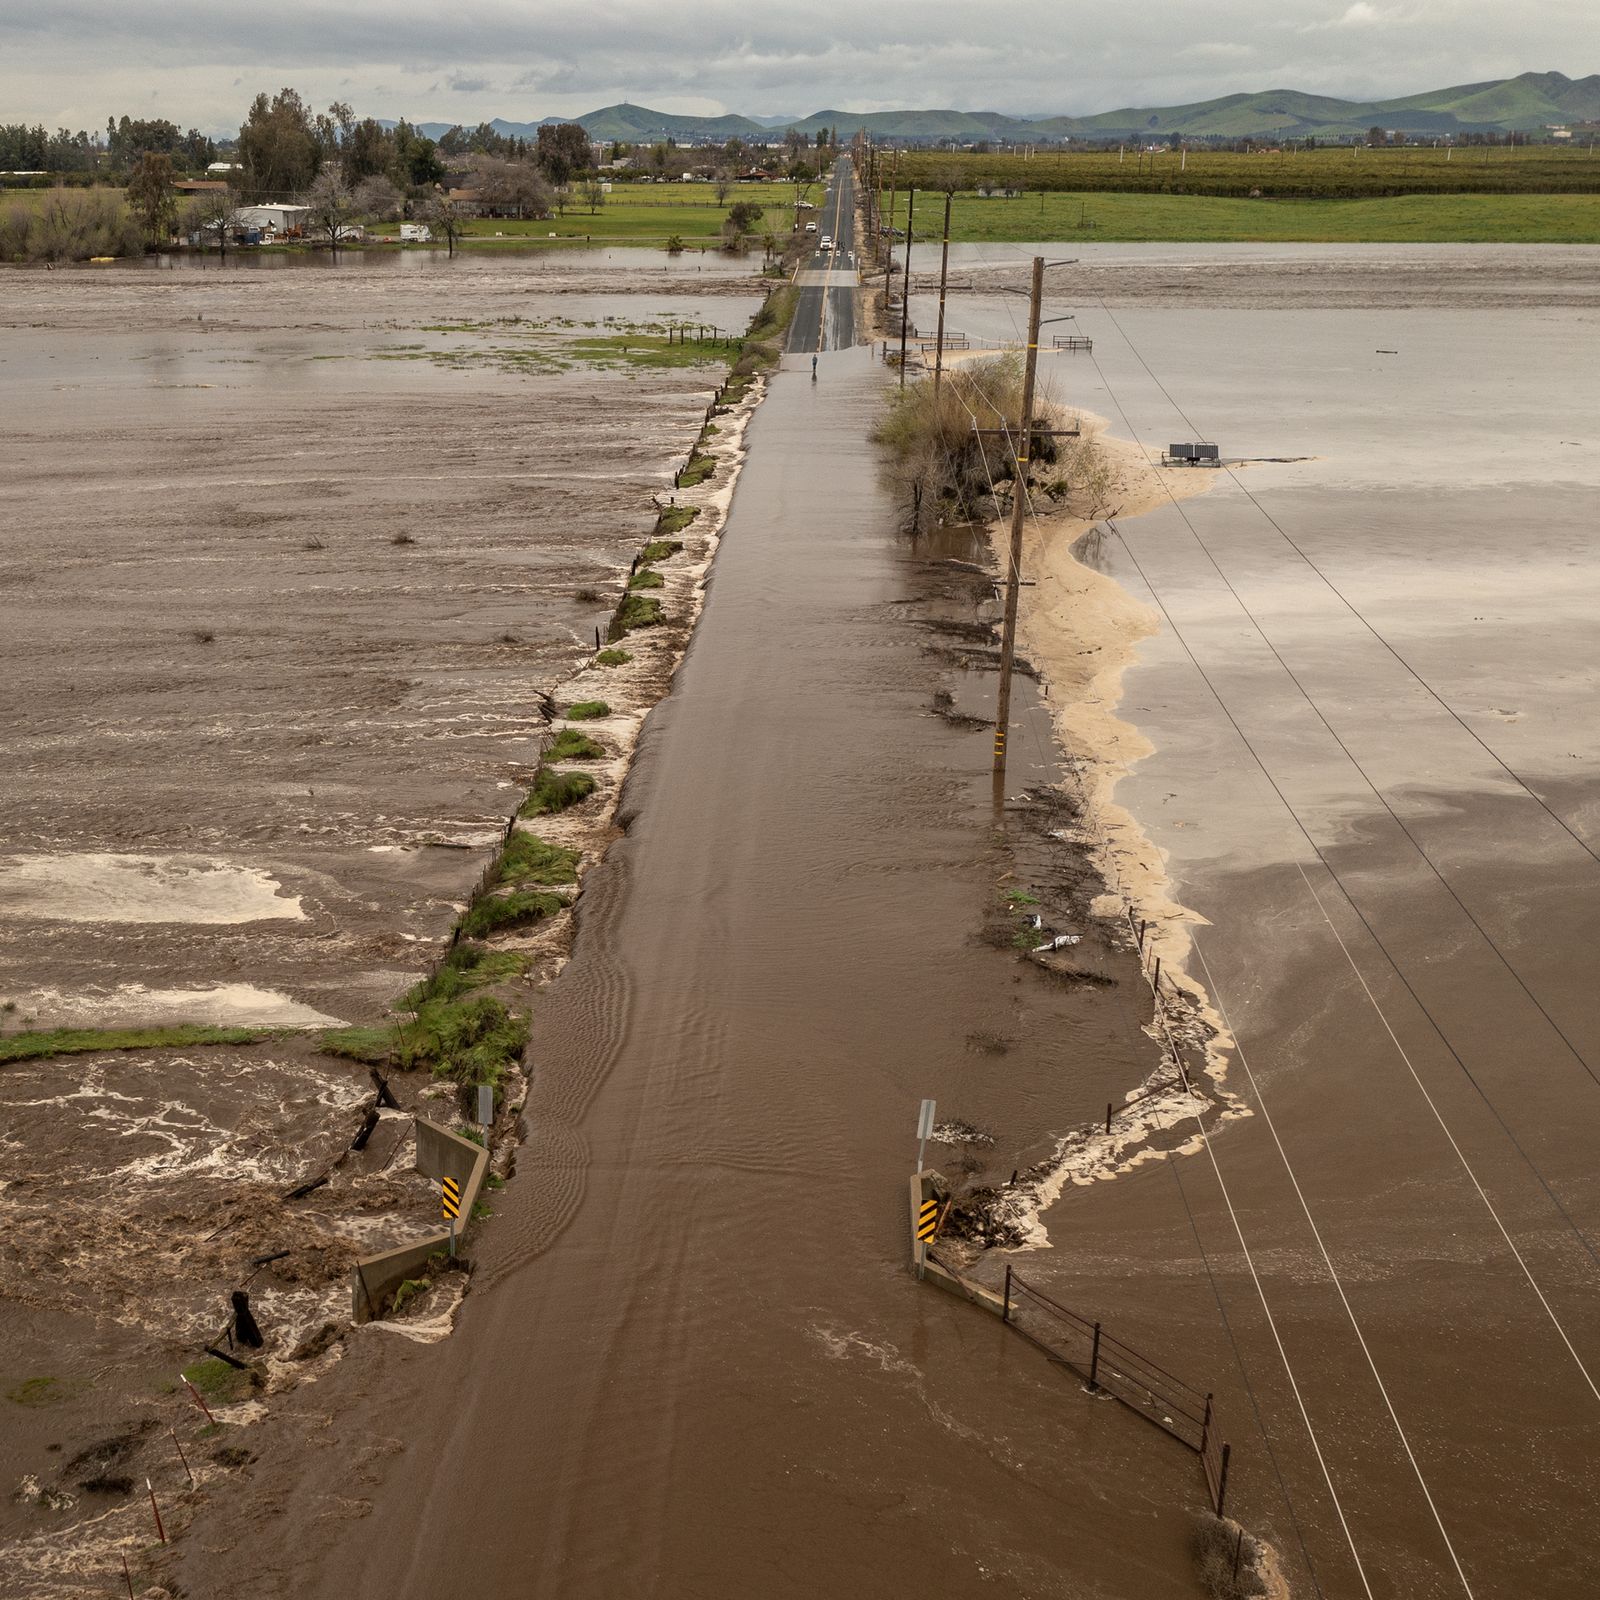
[1,1,1592,134]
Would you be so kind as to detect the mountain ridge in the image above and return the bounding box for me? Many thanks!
[401,71,1600,146]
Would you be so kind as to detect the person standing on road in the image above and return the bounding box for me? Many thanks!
[811,354,818,381]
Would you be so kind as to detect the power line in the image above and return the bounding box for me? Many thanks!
[1167,1155,1330,1599]
[1077,334,1600,1284]
[1192,937,1478,1598]
[1094,302,1600,870]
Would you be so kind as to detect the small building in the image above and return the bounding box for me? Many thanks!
[235,204,311,236]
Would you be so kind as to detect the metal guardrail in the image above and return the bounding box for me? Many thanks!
[1052,334,1093,352]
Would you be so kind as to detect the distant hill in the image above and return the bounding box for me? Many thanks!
[404,73,1600,147]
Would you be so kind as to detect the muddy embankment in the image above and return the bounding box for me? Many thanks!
[0,256,782,1595]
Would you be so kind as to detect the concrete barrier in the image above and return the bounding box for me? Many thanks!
[351,1118,490,1324]
[908,1169,1007,1315]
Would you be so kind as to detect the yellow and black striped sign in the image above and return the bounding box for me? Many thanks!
[441,1176,462,1221]
[916,1198,940,1242]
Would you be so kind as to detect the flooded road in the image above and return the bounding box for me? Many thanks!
[173,347,1216,1599]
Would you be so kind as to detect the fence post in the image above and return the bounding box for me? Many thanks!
[1003,1264,1012,1323]
[1088,1322,1102,1390]
[1200,1392,1213,1456]
[1216,1442,1231,1518]
[1105,1102,1113,1133]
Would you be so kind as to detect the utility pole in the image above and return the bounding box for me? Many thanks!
[992,254,1045,794]
[898,186,915,389]
[883,151,899,309]
[932,189,952,403]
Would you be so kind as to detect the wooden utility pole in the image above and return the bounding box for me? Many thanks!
[992,254,1046,793]
[883,151,899,303]
[898,186,915,388]
[932,190,953,403]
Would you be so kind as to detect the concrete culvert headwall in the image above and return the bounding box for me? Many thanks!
[350,1118,488,1323]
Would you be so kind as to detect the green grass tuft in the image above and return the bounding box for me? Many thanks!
[639,538,683,563]
[0,1024,268,1066]
[546,728,605,761]
[595,648,631,666]
[614,593,664,632]
[678,453,716,487]
[181,1358,258,1404]
[565,700,609,720]
[497,832,581,886]
[401,942,528,1011]
[655,506,699,536]
[458,890,566,940]
[520,769,598,816]
[628,569,664,590]
[324,992,530,1084]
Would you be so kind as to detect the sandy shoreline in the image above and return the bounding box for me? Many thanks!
[980,414,1247,1200]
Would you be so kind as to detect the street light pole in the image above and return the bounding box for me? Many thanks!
[992,253,1045,795]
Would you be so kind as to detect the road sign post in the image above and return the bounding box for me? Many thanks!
[916,1098,936,1173]
[441,1175,462,1257]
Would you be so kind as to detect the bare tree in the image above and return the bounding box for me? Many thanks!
[353,174,402,224]
[419,194,468,256]
[304,170,356,250]
[714,171,732,206]
[183,183,242,258]
[579,177,606,215]
[471,156,553,220]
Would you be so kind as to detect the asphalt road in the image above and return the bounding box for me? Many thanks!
[787,156,861,356]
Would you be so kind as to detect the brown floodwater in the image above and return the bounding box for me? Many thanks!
[0,256,763,1024]
[167,345,1215,1600]
[0,250,764,1586]
[11,243,1600,1599]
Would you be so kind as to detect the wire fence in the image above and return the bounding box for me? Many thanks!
[926,1255,1232,1516]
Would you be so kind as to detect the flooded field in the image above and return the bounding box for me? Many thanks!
[903,251,1600,1595]
[0,249,764,1585]
[8,237,1600,1598]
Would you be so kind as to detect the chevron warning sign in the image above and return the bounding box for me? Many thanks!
[916,1197,939,1242]
[441,1176,462,1221]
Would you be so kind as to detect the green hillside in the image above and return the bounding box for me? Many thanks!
[429,72,1600,149]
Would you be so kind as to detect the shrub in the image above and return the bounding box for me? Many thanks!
[565,700,609,720]
[0,188,142,263]
[546,728,604,761]
[520,769,597,816]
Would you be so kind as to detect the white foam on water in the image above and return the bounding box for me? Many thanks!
[13,982,341,1028]
[0,852,305,924]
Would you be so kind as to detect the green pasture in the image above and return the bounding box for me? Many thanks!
[883,188,1600,244]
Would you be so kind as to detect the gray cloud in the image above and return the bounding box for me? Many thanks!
[0,0,1592,133]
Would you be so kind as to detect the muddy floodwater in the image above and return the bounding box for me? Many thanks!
[905,249,1600,1595]
[7,239,1600,1599]
[0,251,762,1020]
[0,248,763,1586]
